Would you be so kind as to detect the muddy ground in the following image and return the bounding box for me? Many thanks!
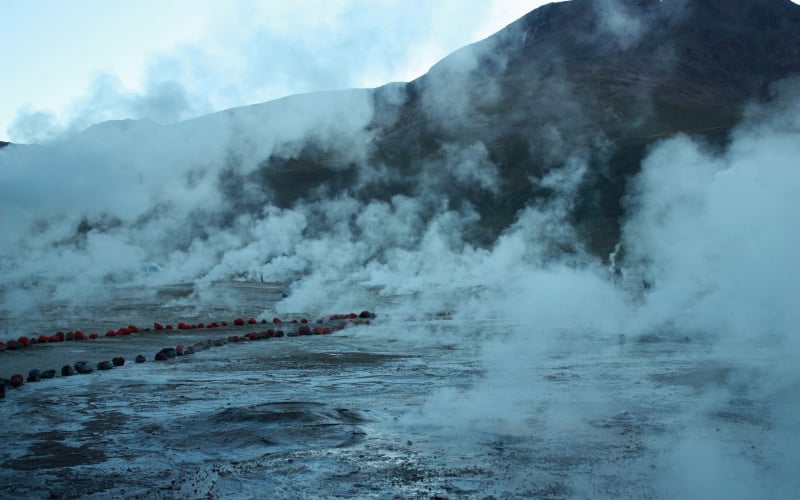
[0,282,796,499]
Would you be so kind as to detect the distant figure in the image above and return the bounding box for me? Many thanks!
[612,266,623,286]
[642,279,652,290]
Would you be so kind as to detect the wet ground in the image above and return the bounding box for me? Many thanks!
[0,282,797,499]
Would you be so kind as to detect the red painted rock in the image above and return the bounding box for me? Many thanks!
[55,332,65,341]
[112,357,125,367]
[175,345,185,355]
[245,332,258,341]
[274,330,285,338]
[128,325,139,333]
[17,336,30,347]
[38,335,50,343]
[154,322,164,330]
[10,374,24,388]
[74,332,88,340]
[300,318,308,324]
[197,323,205,329]
[48,335,60,342]
[272,317,282,324]
[117,328,130,336]
[89,333,99,340]
[106,331,116,337]
[166,324,174,330]
[233,318,245,326]
[221,321,228,326]
[248,318,257,325]
[298,325,311,335]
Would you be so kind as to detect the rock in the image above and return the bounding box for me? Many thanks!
[61,365,76,376]
[74,361,94,374]
[10,374,24,388]
[233,318,245,326]
[135,354,147,363]
[27,369,42,382]
[97,360,114,370]
[112,357,125,366]
[359,310,375,319]
[40,369,56,379]
[155,347,177,361]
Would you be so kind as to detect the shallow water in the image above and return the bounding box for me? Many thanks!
[0,282,797,499]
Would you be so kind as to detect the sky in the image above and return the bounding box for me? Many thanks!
[0,0,553,143]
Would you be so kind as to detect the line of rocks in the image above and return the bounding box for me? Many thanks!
[1,311,375,400]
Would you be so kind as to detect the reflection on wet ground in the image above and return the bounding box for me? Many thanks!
[0,282,797,498]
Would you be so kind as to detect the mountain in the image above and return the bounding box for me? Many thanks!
[214,0,800,257]
[4,0,800,262]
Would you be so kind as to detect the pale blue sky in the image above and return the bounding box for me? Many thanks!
[3,0,798,143]
[0,0,547,142]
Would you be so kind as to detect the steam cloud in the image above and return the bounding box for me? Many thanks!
[1,5,798,496]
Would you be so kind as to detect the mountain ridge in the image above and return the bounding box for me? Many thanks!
[4,0,800,259]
